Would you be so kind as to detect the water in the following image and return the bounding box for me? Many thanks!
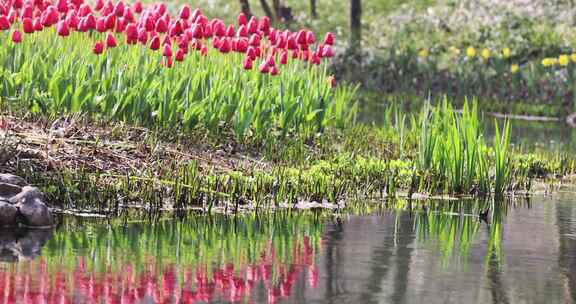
[1,195,576,303]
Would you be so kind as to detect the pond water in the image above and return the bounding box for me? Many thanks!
[1,194,575,303]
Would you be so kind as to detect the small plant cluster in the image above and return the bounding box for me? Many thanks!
[417,100,512,196]
[0,0,355,140]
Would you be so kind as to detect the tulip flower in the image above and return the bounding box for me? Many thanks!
[243,57,253,70]
[259,60,270,74]
[93,41,104,54]
[270,66,279,76]
[237,13,247,26]
[33,18,43,31]
[175,48,185,61]
[280,50,288,65]
[323,32,334,45]
[11,30,22,43]
[247,17,257,34]
[155,18,167,33]
[22,18,34,34]
[322,45,334,58]
[179,5,190,20]
[132,0,142,13]
[162,43,172,57]
[106,33,117,48]
[56,20,70,37]
[200,45,208,56]
[219,38,231,53]
[150,35,160,50]
[126,24,138,44]
[0,15,10,30]
[137,27,148,44]
[306,31,316,44]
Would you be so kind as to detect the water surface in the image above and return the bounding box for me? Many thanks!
[1,195,576,303]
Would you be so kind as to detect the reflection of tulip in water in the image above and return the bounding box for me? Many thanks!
[0,235,320,303]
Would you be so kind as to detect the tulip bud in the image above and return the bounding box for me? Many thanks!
[162,43,172,57]
[179,5,190,20]
[22,18,34,33]
[259,60,269,73]
[93,41,104,54]
[11,30,22,43]
[243,57,253,70]
[57,20,70,36]
[200,45,208,56]
[106,32,117,48]
[322,45,333,58]
[137,27,148,44]
[175,48,185,61]
[150,35,160,50]
[132,0,142,14]
[270,66,279,76]
[0,15,10,30]
[237,13,247,26]
[323,32,334,45]
[280,50,288,65]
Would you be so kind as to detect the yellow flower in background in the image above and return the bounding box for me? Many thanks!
[570,53,576,63]
[510,64,519,74]
[542,58,557,67]
[502,48,511,58]
[418,48,429,58]
[559,55,570,66]
[448,46,460,57]
[481,48,491,59]
[466,47,476,58]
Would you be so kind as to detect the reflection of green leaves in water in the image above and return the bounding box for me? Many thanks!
[414,200,505,267]
[44,213,324,276]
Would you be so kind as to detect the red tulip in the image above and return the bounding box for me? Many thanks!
[306,31,316,44]
[162,43,172,57]
[132,0,142,14]
[95,0,104,11]
[226,24,235,37]
[106,32,117,48]
[33,18,43,31]
[243,57,253,70]
[105,13,116,30]
[219,38,231,53]
[22,18,34,33]
[237,25,248,37]
[56,20,70,36]
[259,16,270,34]
[150,35,160,50]
[138,27,148,44]
[280,50,288,65]
[200,45,208,56]
[21,5,33,19]
[113,1,124,17]
[175,48,185,61]
[179,5,190,20]
[322,45,334,58]
[270,66,279,76]
[96,17,106,32]
[155,18,167,33]
[0,15,11,30]
[93,41,104,54]
[249,34,260,47]
[259,60,270,74]
[323,32,334,45]
[247,46,257,60]
[125,23,138,44]
[57,0,68,13]
[235,38,248,53]
[67,12,79,29]
[163,55,173,68]
[237,13,247,26]
[247,17,257,34]
[11,30,22,43]
[122,7,133,22]
[296,30,307,45]
[328,75,337,88]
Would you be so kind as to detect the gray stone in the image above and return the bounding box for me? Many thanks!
[14,187,53,227]
[0,174,28,187]
[0,182,23,198]
[0,201,18,226]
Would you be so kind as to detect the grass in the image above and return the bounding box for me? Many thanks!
[2,98,573,216]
